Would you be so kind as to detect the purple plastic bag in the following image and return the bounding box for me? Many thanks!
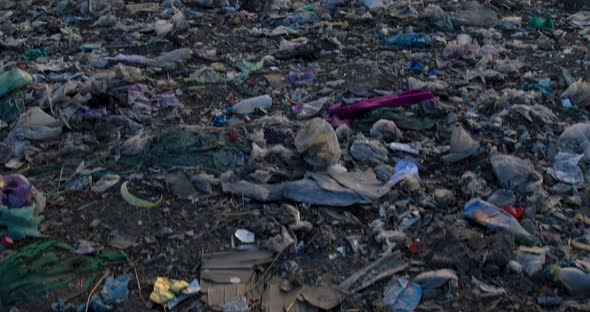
[288,70,316,86]
[75,246,97,255]
[76,107,110,120]
[160,91,184,108]
[327,89,435,118]
[128,84,184,110]
[128,84,155,107]
[0,174,33,208]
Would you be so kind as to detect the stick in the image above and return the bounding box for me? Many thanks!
[121,250,146,304]
[85,270,109,312]
[77,200,98,211]
[57,164,64,191]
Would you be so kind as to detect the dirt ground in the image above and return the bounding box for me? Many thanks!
[2,0,590,311]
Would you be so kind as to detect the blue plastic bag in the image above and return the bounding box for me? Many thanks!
[390,159,420,185]
[385,33,432,48]
[384,278,422,312]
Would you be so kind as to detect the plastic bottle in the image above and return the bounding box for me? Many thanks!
[227,95,272,115]
[537,296,562,306]
[546,265,590,297]
[464,198,539,246]
[293,97,331,119]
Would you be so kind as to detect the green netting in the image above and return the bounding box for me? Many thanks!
[353,107,435,132]
[0,91,25,139]
[135,128,248,173]
[0,240,124,305]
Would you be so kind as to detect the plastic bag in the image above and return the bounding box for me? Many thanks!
[528,13,554,30]
[558,123,590,163]
[328,90,434,118]
[385,33,432,48]
[294,118,342,169]
[515,247,547,276]
[0,69,33,137]
[490,153,542,193]
[421,4,453,30]
[562,80,590,108]
[454,1,498,27]
[390,159,419,185]
[553,152,584,184]
[414,269,458,299]
[383,278,422,312]
[443,125,481,162]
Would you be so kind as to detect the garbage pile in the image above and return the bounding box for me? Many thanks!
[1,0,590,311]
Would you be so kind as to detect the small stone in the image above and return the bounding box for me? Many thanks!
[566,193,582,206]
[434,188,455,207]
[350,136,388,165]
[401,177,421,192]
[370,119,401,141]
[89,219,100,228]
[280,279,292,292]
[506,260,523,274]
[168,234,185,241]
[374,164,394,182]
[520,219,537,236]
[109,235,134,249]
[190,174,213,194]
[158,227,174,238]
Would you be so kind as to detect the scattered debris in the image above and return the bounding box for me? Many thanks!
[2,1,590,310]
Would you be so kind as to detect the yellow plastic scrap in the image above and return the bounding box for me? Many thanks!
[149,277,190,305]
[120,181,163,208]
[170,280,190,294]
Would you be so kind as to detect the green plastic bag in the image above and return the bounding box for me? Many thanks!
[528,13,554,31]
[0,69,32,138]
[0,69,33,98]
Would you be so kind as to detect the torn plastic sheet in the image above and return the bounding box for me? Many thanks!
[222,167,393,207]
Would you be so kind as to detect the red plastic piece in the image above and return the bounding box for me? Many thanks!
[502,206,524,220]
[408,241,420,255]
[1,237,13,248]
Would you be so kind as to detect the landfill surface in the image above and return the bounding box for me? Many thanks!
[1,0,590,311]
